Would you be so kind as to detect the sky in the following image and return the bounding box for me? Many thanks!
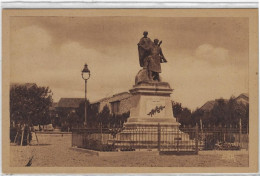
[10,16,249,110]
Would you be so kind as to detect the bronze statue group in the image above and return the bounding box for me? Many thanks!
[138,31,167,82]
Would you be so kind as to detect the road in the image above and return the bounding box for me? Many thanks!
[10,133,249,167]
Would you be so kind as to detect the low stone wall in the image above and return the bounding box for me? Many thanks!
[30,132,72,146]
[72,132,114,151]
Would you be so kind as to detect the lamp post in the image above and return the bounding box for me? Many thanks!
[81,64,91,128]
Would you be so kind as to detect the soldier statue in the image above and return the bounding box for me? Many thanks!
[137,31,167,82]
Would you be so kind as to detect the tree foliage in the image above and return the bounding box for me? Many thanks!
[96,105,130,128]
[209,97,248,128]
[73,102,130,128]
[10,84,53,126]
[172,102,192,126]
[172,96,249,130]
[98,105,110,127]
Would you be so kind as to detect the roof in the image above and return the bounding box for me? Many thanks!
[57,98,85,108]
[112,92,129,97]
[236,93,249,101]
[200,100,216,112]
[110,92,131,103]
[200,93,249,112]
[235,93,249,105]
[91,92,131,104]
[200,99,228,112]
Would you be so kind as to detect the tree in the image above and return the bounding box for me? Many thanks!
[67,111,80,130]
[173,96,249,130]
[210,98,226,126]
[75,100,100,128]
[10,84,53,126]
[172,101,183,122]
[98,105,111,128]
[75,101,90,128]
[112,111,130,128]
[121,111,130,126]
[10,84,52,145]
[208,97,249,128]
[172,101,192,126]
[243,104,249,132]
[88,102,99,127]
[76,101,86,125]
[191,108,204,126]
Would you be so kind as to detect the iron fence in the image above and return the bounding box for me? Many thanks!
[71,124,248,153]
[197,127,248,150]
[72,125,198,153]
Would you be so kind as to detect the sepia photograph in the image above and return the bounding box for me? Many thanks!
[2,9,258,173]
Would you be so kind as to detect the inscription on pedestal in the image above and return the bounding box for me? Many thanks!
[146,100,166,118]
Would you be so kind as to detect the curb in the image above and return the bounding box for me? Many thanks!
[199,150,249,155]
[70,147,160,156]
[36,132,72,134]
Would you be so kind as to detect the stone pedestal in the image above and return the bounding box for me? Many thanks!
[110,81,193,150]
[125,81,178,127]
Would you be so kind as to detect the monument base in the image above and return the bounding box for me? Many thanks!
[109,80,195,151]
[110,123,194,151]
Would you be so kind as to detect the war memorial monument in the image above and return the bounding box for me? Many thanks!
[110,31,192,149]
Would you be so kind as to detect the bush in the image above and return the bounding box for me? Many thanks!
[215,142,240,150]
[204,135,218,150]
[83,139,116,151]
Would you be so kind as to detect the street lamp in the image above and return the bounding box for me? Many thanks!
[81,64,91,127]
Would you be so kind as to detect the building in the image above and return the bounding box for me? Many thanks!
[54,93,134,117]
[57,98,85,113]
[54,98,85,130]
[235,93,249,105]
[200,93,249,112]
[91,92,134,115]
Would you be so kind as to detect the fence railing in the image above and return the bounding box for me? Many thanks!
[106,125,198,153]
[196,127,248,150]
[72,125,248,153]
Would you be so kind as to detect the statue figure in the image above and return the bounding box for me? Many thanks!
[137,31,167,82]
[137,31,153,67]
[147,39,167,81]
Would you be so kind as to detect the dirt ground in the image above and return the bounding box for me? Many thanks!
[10,133,249,167]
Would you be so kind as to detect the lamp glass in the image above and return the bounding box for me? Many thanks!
[82,72,90,80]
[82,64,90,80]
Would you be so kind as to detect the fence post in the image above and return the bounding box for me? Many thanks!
[71,129,73,147]
[20,125,25,146]
[177,125,179,153]
[239,118,242,147]
[157,123,161,152]
[100,123,103,151]
[195,123,199,154]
